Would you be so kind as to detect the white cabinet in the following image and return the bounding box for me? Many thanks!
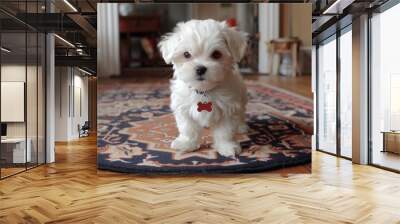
[1,138,32,163]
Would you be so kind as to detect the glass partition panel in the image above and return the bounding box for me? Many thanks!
[27,30,38,169]
[1,31,27,177]
[0,0,46,179]
[38,32,45,165]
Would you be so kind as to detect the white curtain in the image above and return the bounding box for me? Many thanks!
[258,4,279,74]
[98,3,120,77]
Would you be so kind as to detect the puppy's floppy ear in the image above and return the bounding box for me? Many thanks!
[158,23,183,64]
[220,21,248,63]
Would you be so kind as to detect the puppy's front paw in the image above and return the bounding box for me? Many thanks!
[214,141,242,157]
[171,137,199,152]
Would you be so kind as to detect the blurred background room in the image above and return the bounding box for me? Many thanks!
[97,3,313,174]
[98,3,311,81]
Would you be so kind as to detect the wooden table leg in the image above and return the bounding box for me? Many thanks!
[274,53,280,76]
[291,43,298,77]
[267,45,274,76]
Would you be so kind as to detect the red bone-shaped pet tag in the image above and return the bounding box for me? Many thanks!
[197,102,212,112]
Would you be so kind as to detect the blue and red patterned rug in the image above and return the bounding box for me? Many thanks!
[97,79,313,174]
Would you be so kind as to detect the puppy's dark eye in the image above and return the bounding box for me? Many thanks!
[183,51,191,59]
[211,50,222,60]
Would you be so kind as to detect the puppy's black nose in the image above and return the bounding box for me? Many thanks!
[196,65,207,76]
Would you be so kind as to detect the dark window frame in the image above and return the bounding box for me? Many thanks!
[315,18,353,161]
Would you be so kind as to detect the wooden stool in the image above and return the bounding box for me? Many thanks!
[267,37,301,76]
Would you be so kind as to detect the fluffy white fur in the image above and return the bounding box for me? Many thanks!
[158,19,248,157]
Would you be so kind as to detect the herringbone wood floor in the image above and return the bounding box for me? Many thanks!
[1,75,400,223]
[1,136,400,223]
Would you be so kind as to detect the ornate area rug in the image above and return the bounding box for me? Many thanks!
[97,79,313,174]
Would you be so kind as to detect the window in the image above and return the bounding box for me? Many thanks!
[370,3,400,171]
[339,28,352,158]
[316,25,353,159]
[317,36,337,154]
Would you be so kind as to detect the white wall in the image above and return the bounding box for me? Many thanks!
[55,67,89,141]
[1,65,34,138]
[55,67,69,141]
[71,74,89,138]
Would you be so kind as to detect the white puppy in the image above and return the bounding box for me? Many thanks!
[158,19,248,157]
